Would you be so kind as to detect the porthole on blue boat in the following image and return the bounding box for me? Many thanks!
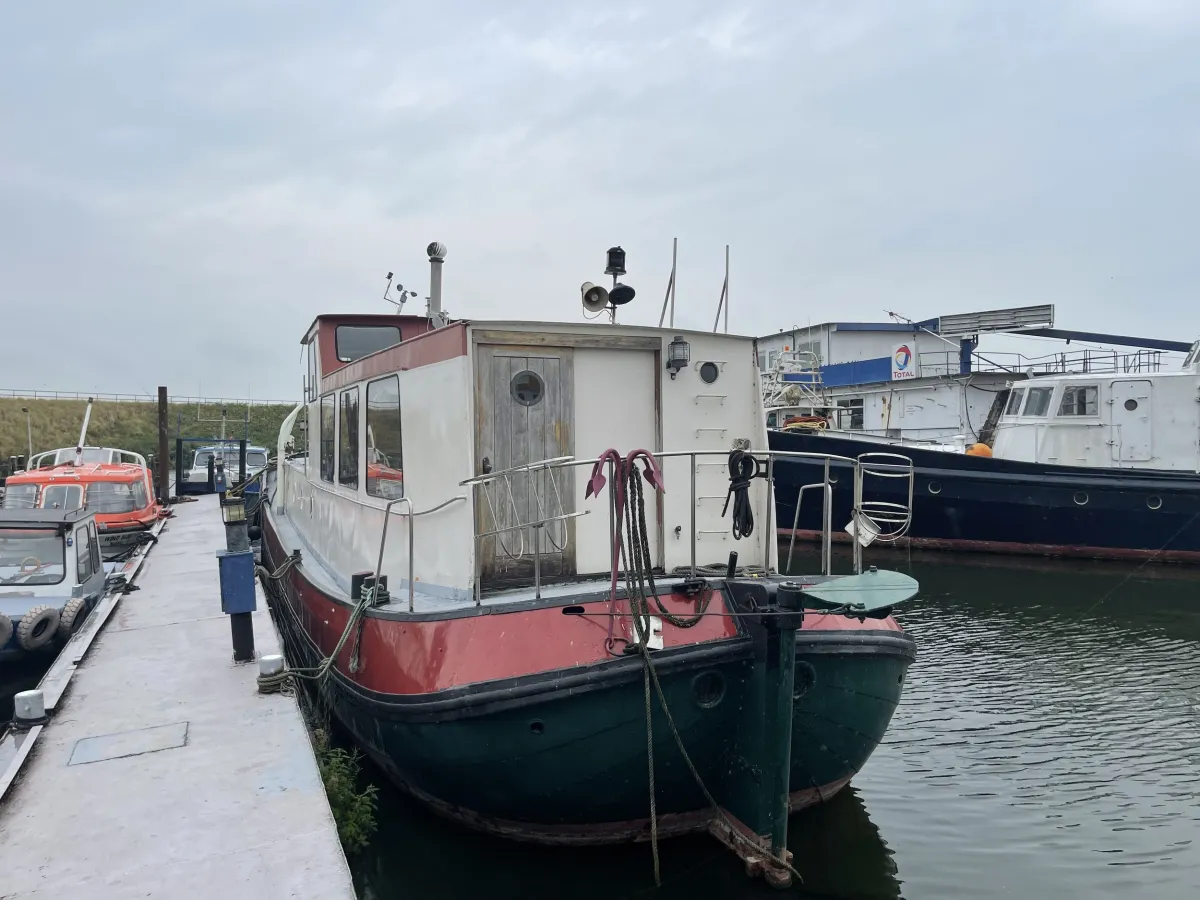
[928,481,942,495]
[692,671,725,709]
[1074,492,1089,506]
[793,662,816,701]
[1148,496,1163,510]
[529,720,545,735]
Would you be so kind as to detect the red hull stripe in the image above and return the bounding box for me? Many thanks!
[778,527,1200,563]
[264,517,900,696]
[321,323,467,392]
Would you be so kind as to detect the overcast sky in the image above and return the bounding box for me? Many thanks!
[2,1,1197,399]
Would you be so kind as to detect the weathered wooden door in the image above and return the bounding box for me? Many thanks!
[475,346,575,583]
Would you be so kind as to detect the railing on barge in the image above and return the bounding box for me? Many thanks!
[367,449,914,612]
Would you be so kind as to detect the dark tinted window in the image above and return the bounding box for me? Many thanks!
[320,394,335,482]
[339,387,360,490]
[366,375,404,499]
[335,325,401,363]
[76,526,93,581]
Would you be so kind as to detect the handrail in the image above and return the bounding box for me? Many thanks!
[461,447,913,600]
[373,495,466,612]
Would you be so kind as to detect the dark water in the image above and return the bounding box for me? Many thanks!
[351,549,1200,899]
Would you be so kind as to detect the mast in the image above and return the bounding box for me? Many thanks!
[73,397,94,466]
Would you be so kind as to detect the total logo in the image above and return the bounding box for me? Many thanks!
[892,344,916,379]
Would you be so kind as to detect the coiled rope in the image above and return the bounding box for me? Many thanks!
[590,449,803,888]
[722,449,758,540]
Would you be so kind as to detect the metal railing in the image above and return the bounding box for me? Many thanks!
[0,388,298,406]
[372,495,467,611]
[460,448,915,603]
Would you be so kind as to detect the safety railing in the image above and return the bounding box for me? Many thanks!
[372,495,467,611]
[459,448,915,604]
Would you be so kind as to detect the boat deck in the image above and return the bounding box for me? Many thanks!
[0,495,354,899]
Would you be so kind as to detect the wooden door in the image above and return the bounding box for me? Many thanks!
[475,346,575,583]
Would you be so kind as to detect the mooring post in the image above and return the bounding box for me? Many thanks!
[157,386,170,502]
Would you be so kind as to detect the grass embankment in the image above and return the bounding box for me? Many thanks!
[0,397,299,467]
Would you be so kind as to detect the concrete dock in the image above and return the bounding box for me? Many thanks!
[0,496,355,899]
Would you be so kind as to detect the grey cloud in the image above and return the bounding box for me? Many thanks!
[1,1,1198,398]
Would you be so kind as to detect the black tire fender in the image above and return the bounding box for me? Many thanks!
[58,597,89,639]
[17,605,60,651]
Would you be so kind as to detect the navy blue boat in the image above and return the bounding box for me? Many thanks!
[770,429,1200,562]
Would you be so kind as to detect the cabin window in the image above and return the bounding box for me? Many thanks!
[86,482,138,514]
[0,527,65,585]
[1023,387,1053,417]
[339,387,360,490]
[320,394,335,483]
[836,398,864,430]
[2,484,38,509]
[758,353,767,371]
[768,350,780,370]
[42,484,83,511]
[132,480,149,509]
[247,450,268,468]
[336,325,402,363]
[306,340,318,402]
[1005,388,1025,415]
[88,521,101,571]
[1058,385,1098,417]
[76,526,94,582]
[366,375,404,499]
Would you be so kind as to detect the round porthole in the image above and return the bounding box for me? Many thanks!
[1124,399,1138,411]
[1147,496,1162,510]
[529,720,545,735]
[1074,491,1089,506]
[928,481,942,495]
[699,362,720,385]
[510,370,545,407]
[693,671,726,709]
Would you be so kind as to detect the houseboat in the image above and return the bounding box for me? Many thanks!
[0,508,107,660]
[772,343,1200,561]
[258,243,919,884]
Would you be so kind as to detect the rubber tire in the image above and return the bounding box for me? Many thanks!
[16,605,60,652]
[57,597,88,640]
[0,613,12,649]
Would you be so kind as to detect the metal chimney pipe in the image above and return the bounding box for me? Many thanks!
[427,242,447,322]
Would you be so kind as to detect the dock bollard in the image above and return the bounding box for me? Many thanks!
[13,689,48,729]
[217,498,256,662]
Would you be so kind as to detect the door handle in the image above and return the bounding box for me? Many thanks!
[481,456,492,475]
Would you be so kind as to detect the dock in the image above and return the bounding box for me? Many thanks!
[0,495,355,899]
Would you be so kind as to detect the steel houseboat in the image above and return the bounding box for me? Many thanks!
[258,244,919,883]
[773,344,1200,561]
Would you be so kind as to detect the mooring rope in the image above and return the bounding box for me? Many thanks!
[592,449,804,888]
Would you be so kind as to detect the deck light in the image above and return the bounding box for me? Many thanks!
[605,246,626,277]
[667,336,691,379]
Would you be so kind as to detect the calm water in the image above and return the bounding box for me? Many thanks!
[352,549,1200,899]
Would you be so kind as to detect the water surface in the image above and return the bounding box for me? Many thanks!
[353,549,1200,899]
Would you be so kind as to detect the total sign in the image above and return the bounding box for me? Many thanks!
[891,343,919,380]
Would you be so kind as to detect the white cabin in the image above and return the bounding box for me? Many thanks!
[273,314,773,605]
[991,346,1200,471]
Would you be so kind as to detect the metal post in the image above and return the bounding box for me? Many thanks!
[22,406,31,460]
[670,238,677,327]
[689,454,697,577]
[822,458,832,576]
[852,463,863,575]
[157,387,170,502]
[724,244,729,334]
[533,524,542,600]
[175,437,184,496]
[230,613,255,662]
[408,511,415,612]
[764,455,775,573]
[238,438,247,488]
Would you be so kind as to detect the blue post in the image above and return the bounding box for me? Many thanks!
[217,549,256,661]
